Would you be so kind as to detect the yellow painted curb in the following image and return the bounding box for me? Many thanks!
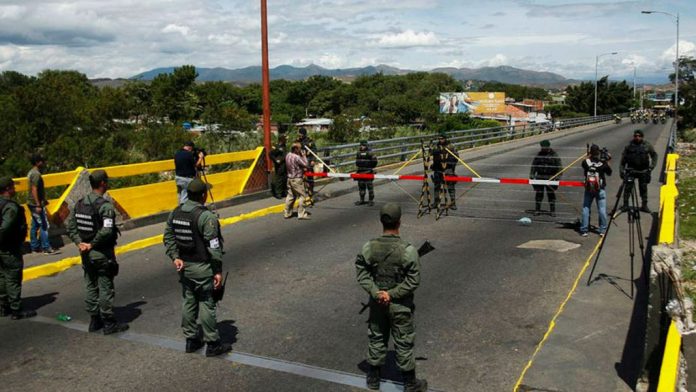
[23,203,285,283]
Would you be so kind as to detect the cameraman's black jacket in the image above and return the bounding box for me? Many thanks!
[174,149,197,178]
[582,158,613,189]
[620,141,658,171]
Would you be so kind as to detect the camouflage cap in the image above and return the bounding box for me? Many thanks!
[89,170,109,184]
[187,178,212,193]
[380,202,401,224]
[0,176,16,190]
[540,139,551,147]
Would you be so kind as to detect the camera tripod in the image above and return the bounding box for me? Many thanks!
[197,155,219,217]
[586,170,647,298]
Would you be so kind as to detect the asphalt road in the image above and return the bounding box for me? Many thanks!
[0,120,669,392]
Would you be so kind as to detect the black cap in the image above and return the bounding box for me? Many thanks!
[185,141,195,147]
[89,170,109,184]
[380,203,401,225]
[0,176,16,190]
[590,144,600,153]
[633,129,644,137]
[187,178,212,194]
[299,128,307,135]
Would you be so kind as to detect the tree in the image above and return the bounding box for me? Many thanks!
[566,76,632,116]
[150,65,198,123]
[670,56,696,130]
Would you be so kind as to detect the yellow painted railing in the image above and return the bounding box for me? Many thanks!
[658,154,679,245]
[13,147,264,225]
[657,320,682,392]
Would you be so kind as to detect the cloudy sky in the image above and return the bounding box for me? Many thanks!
[0,0,694,82]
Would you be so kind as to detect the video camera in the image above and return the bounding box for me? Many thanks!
[193,147,207,158]
[588,144,611,162]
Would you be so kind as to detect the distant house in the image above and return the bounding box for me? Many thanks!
[296,118,333,132]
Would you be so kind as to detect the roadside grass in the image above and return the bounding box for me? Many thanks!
[677,138,696,313]
[679,147,696,240]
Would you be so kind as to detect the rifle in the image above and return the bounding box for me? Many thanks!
[358,241,435,314]
[212,272,229,303]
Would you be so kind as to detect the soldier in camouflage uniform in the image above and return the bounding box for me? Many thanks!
[67,170,128,334]
[355,140,378,206]
[431,132,458,210]
[164,178,231,357]
[0,177,35,320]
[355,203,428,392]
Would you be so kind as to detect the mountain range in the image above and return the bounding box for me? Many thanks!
[130,64,580,87]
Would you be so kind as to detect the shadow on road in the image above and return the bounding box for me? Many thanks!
[22,291,58,311]
[613,212,657,390]
[217,319,238,346]
[114,301,147,323]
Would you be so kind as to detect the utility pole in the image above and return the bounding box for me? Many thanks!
[260,0,272,171]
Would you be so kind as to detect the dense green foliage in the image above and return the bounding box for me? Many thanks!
[0,65,568,177]
[565,76,632,115]
[477,81,550,101]
[671,56,696,131]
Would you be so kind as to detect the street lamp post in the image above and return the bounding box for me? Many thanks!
[595,52,618,117]
[642,10,680,123]
[260,0,272,171]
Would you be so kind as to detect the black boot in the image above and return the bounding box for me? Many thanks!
[534,202,542,216]
[10,309,36,320]
[102,317,129,335]
[402,370,428,392]
[0,305,10,317]
[185,338,204,353]
[549,203,556,217]
[88,315,104,332]
[640,200,651,213]
[366,365,381,390]
[368,195,375,207]
[355,199,366,206]
[205,340,232,357]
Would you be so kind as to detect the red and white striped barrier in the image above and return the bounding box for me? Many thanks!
[304,172,584,187]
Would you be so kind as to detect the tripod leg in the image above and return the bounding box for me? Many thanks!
[587,183,625,286]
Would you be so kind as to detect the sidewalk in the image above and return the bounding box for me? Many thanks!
[23,120,616,271]
[517,124,672,391]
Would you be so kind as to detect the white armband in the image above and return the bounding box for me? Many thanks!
[103,218,114,228]
[209,238,220,249]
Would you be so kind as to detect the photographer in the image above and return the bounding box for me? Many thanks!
[580,145,612,237]
[620,130,658,213]
[174,141,205,205]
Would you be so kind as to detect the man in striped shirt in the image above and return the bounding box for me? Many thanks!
[284,143,311,220]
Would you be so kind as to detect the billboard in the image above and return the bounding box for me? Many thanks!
[439,92,506,114]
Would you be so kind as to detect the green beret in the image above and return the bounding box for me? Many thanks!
[0,176,16,190]
[89,170,109,184]
[540,140,550,147]
[187,178,212,194]
[380,203,401,224]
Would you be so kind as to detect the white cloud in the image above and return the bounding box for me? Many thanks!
[661,40,696,63]
[162,24,190,36]
[484,54,508,67]
[375,30,439,48]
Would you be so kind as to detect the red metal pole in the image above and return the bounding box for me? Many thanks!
[260,0,272,171]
